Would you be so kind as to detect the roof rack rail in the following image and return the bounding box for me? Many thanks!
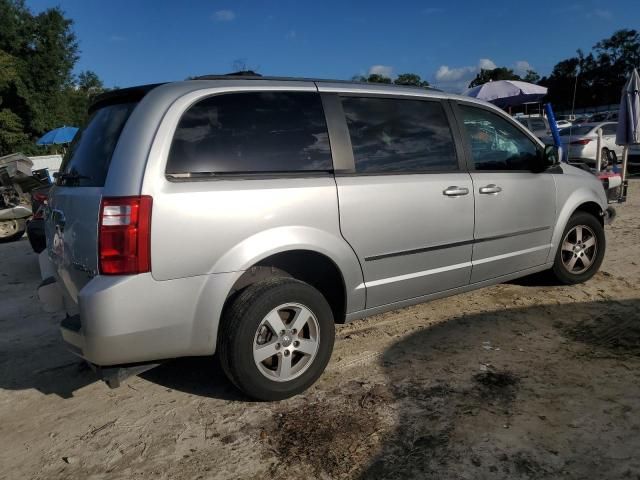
[189,73,442,91]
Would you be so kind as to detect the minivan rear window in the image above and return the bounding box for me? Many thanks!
[57,102,138,187]
[166,92,332,175]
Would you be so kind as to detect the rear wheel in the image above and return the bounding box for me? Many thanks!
[218,277,335,401]
[0,219,26,242]
[552,211,605,284]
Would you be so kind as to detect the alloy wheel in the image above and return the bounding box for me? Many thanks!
[253,303,320,382]
[560,225,598,274]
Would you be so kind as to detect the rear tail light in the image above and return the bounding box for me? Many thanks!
[570,139,592,145]
[99,196,152,275]
[33,191,49,203]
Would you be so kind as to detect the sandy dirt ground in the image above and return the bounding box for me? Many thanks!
[1,180,639,480]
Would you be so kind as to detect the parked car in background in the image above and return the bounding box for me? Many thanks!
[589,111,618,123]
[555,122,623,168]
[515,115,550,139]
[38,75,612,400]
[555,120,572,130]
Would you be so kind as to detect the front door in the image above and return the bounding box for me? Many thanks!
[331,94,475,308]
[455,102,557,283]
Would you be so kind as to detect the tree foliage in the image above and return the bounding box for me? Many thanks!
[468,67,522,88]
[540,29,640,110]
[394,73,430,87]
[0,0,105,156]
[352,72,430,88]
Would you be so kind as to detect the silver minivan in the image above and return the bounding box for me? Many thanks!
[39,75,612,400]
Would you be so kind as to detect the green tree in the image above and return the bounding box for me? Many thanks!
[394,73,430,88]
[352,73,392,84]
[0,0,97,156]
[540,29,640,110]
[522,70,540,83]
[468,67,521,88]
[77,70,104,93]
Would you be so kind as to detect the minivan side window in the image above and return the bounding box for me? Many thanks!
[340,96,458,173]
[167,92,332,175]
[459,105,540,171]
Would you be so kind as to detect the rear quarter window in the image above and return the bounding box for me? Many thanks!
[58,102,137,187]
[166,91,332,175]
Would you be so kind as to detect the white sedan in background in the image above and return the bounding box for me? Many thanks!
[555,122,623,168]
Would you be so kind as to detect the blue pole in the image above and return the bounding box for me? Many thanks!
[544,103,562,147]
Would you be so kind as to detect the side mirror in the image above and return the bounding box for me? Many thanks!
[543,144,559,166]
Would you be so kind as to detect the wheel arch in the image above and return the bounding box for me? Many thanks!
[226,249,349,325]
[548,188,606,263]
[191,227,366,355]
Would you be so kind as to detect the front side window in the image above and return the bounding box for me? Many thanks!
[340,96,458,173]
[459,105,540,171]
[167,92,332,174]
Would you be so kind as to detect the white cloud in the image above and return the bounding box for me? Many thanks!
[286,30,297,40]
[434,58,539,93]
[435,65,477,83]
[213,9,236,22]
[514,60,532,76]
[368,65,394,78]
[478,58,497,70]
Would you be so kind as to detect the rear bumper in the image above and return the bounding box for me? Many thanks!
[58,273,212,365]
[38,253,238,366]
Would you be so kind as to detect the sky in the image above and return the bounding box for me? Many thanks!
[26,0,640,93]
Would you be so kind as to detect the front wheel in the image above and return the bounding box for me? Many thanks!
[551,211,606,284]
[218,277,335,401]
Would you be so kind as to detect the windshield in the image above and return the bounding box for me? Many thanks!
[560,125,593,136]
[58,102,138,187]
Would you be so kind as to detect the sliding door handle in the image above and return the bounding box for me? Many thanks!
[443,186,469,197]
[479,184,502,194]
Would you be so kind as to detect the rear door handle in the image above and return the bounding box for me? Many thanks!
[479,184,502,195]
[443,186,469,197]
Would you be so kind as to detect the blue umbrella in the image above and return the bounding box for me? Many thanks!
[36,126,79,145]
[463,80,547,108]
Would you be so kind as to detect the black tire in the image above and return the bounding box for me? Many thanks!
[551,211,605,285]
[0,220,26,243]
[218,277,335,401]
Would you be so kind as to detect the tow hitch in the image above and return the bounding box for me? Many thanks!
[90,362,162,388]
